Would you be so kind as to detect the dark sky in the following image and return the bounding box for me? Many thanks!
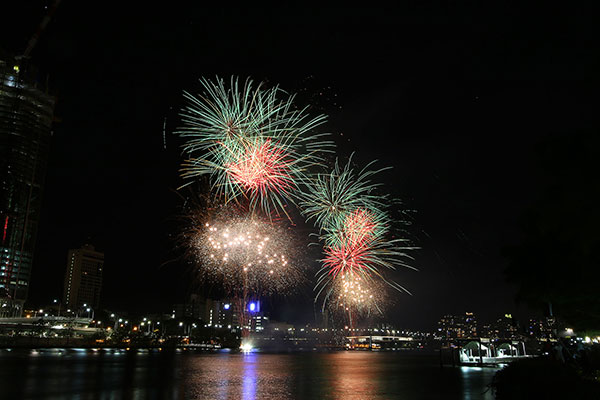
[3,3,595,330]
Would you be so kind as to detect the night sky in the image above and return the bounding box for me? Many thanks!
[3,3,595,330]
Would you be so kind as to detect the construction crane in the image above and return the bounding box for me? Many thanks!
[21,0,62,59]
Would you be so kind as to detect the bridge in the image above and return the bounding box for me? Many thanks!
[345,335,414,350]
[0,316,93,327]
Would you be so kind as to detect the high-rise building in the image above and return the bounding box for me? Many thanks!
[527,317,556,340]
[0,55,55,317]
[63,244,104,309]
[437,312,478,339]
[494,313,520,340]
[479,313,522,339]
[172,296,237,328]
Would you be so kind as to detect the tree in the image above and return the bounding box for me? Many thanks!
[503,131,600,331]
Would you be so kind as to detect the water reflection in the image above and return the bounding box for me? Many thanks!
[329,352,378,399]
[183,352,295,399]
[460,365,497,400]
[242,354,257,400]
[0,349,499,399]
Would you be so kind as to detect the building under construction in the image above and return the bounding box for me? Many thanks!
[0,53,55,317]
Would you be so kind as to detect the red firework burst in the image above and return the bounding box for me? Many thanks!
[344,208,377,245]
[226,139,294,198]
[323,240,371,279]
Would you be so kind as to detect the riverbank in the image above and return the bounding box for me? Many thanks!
[491,356,600,399]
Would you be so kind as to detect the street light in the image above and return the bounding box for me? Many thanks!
[53,299,62,317]
[83,307,94,320]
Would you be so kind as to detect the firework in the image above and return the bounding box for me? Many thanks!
[344,209,377,244]
[315,233,415,304]
[320,206,390,248]
[176,76,334,217]
[225,137,295,206]
[332,273,384,316]
[186,205,304,296]
[299,156,390,233]
[303,157,418,316]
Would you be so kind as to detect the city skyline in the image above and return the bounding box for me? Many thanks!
[2,4,595,330]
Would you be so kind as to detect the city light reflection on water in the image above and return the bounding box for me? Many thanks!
[0,349,498,399]
[329,352,378,398]
[242,353,257,400]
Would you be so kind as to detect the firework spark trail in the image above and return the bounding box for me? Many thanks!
[176,76,335,218]
[332,273,384,316]
[301,157,418,317]
[322,239,371,279]
[225,138,295,201]
[316,234,416,299]
[321,206,391,249]
[344,209,377,245]
[299,155,391,234]
[316,234,416,322]
[187,208,304,296]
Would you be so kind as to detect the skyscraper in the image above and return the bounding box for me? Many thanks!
[0,55,55,317]
[63,244,104,310]
[437,312,478,339]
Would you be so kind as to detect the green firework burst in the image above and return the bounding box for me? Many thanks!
[176,76,335,218]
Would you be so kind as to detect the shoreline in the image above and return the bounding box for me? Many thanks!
[0,345,440,354]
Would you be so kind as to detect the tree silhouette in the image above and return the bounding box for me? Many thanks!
[504,131,600,331]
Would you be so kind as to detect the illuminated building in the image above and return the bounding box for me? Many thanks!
[527,317,556,339]
[479,314,522,339]
[173,296,236,328]
[62,244,104,309]
[0,55,55,317]
[206,299,234,328]
[437,312,478,339]
[173,294,206,320]
[465,312,477,337]
[494,313,520,339]
[250,313,269,332]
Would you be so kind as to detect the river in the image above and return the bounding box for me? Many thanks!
[0,348,499,399]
